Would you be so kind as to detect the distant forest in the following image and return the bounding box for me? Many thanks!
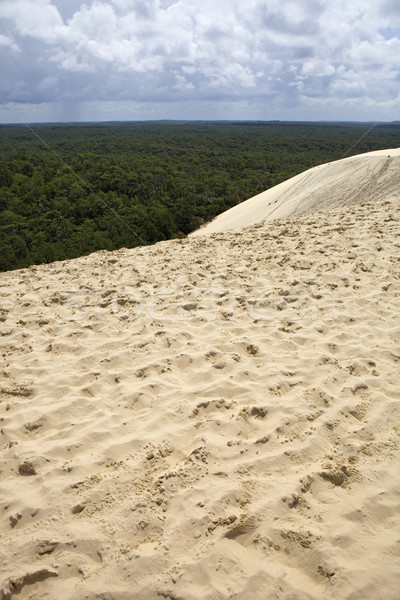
[0,121,399,271]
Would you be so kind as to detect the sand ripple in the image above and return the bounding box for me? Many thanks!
[0,196,399,599]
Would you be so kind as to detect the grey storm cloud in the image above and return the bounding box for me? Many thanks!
[0,0,399,122]
[380,0,400,18]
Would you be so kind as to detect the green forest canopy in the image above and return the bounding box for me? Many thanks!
[0,120,399,272]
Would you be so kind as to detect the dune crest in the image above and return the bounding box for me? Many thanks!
[191,148,400,235]
[0,163,399,598]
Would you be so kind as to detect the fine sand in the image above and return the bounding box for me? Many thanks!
[0,154,399,599]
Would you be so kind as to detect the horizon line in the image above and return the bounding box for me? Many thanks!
[1,118,399,127]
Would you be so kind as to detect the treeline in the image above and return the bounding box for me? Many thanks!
[0,121,399,271]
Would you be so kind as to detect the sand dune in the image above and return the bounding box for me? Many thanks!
[191,148,400,235]
[0,152,399,599]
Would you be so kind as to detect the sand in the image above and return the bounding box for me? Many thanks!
[0,153,399,599]
[191,148,400,236]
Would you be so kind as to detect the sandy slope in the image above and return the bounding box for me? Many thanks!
[0,184,400,597]
[191,149,400,236]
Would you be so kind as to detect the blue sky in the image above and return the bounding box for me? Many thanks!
[0,0,399,123]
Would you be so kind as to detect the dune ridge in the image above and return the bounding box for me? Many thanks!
[0,156,399,599]
[191,148,400,235]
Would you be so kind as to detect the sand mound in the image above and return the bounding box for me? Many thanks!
[191,148,400,235]
[0,181,399,597]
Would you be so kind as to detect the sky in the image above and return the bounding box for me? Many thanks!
[0,0,399,123]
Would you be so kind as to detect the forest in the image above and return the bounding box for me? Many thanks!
[0,120,399,271]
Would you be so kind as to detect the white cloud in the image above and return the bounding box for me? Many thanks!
[0,0,67,42]
[302,62,335,77]
[330,77,367,98]
[0,33,19,51]
[67,2,118,41]
[0,0,399,121]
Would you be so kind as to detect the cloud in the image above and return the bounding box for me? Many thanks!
[380,0,400,18]
[302,62,335,77]
[0,0,399,121]
[0,33,19,51]
[0,0,67,42]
